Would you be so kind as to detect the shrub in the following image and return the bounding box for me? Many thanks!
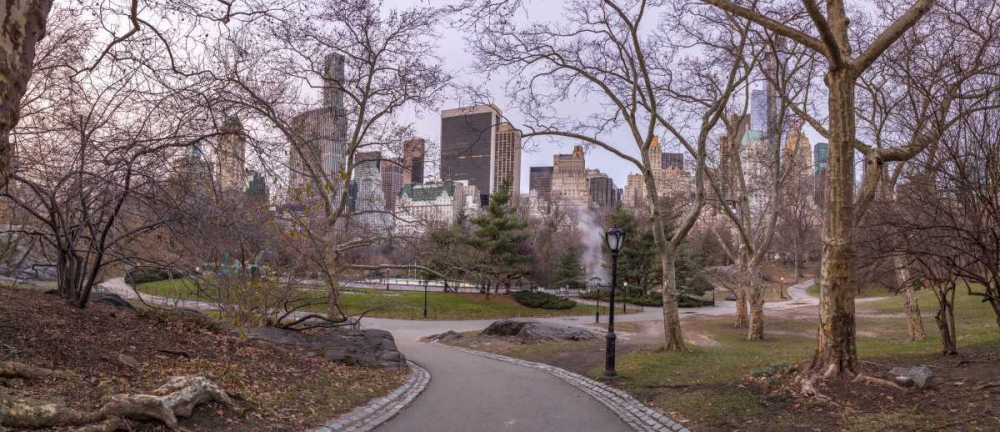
[512,291,576,310]
[124,268,171,285]
[580,289,711,308]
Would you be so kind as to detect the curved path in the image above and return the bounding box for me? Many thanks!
[376,342,631,432]
[98,277,818,432]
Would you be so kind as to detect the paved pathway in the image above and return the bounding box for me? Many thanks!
[98,277,821,432]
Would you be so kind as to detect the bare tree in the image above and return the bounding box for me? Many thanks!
[701,0,1000,378]
[3,29,218,307]
[208,0,450,323]
[458,0,753,351]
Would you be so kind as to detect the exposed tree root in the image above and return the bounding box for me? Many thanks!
[852,374,903,389]
[0,361,75,380]
[974,380,1000,391]
[1,375,234,431]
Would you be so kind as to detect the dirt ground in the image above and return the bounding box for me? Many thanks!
[0,287,405,431]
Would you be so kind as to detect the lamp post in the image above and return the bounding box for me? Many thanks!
[422,279,429,318]
[604,226,625,379]
[595,284,600,323]
[622,281,628,314]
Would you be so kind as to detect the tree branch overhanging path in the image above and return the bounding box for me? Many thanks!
[458,0,755,351]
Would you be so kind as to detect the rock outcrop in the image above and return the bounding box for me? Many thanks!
[481,319,597,343]
[244,327,406,369]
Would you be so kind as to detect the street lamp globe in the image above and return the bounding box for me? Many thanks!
[606,226,625,254]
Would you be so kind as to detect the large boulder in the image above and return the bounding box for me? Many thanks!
[243,327,406,369]
[890,365,933,389]
[481,319,597,343]
[93,293,136,310]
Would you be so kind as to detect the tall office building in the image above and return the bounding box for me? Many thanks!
[662,152,684,170]
[587,169,617,209]
[289,53,347,196]
[529,166,554,202]
[784,127,812,172]
[381,158,404,211]
[353,152,391,230]
[551,145,588,209]
[623,174,646,212]
[440,105,502,203]
[402,138,425,185]
[493,122,522,202]
[813,142,829,172]
[246,170,269,208]
[216,116,247,193]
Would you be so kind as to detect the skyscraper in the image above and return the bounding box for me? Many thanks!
[813,142,829,172]
[216,116,247,193]
[587,169,617,209]
[784,128,812,172]
[493,122,522,203]
[402,138,425,185]
[381,158,404,211]
[750,89,768,133]
[662,153,684,170]
[551,145,588,209]
[289,53,347,197]
[246,170,269,208]
[440,105,501,203]
[353,151,391,230]
[529,166,554,202]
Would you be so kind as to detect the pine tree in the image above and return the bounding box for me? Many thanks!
[553,247,584,289]
[469,180,530,294]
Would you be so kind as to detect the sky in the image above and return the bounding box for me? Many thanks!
[386,0,826,193]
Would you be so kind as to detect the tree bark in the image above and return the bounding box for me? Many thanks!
[661,253,687,351]
[734,256,749,328]
[0,0,54,189]
[935,288,957,355]
[747,261,765,340]
[810,71,859,377]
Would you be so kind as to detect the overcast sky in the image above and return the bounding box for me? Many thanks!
[385,0,825,193]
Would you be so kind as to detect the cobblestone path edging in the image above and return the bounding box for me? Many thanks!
[312,360,430,432]
[433,342,690,432]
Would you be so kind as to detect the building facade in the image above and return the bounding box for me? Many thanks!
[289,53,347,199]
[587,169,617,209]
[813,142,829,172]
[440,105,501,204]
[395,180,481,235]
[493,122,522,202]
[381,157,404,211]
[402,138,425,185]
[353,151,391,230]
[662,152,684,170]
[551,145,589,209]
[216,116,247,192]
[529,166,554,202]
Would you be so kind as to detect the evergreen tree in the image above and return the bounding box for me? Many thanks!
[469,180,530,294]
[607,207,711,299]
[553,247,584,289]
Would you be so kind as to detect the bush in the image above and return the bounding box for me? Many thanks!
[512,291,576,310]
[124,268,171,285]
[580,289,711,308]
[678,295,713,308]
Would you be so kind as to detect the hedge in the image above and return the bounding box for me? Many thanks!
[512,291,577,310]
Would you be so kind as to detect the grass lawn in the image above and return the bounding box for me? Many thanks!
[135,278,625,321]
[608,287,1000,431]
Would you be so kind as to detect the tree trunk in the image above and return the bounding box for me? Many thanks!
[0,0,54,189]
[894,256,925,341]
[747,261,765,340]
[661,253,687,351]
[810,71,859,377]
[935,288,957,355]
[902,285,926,341]
[734,255,749,328]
